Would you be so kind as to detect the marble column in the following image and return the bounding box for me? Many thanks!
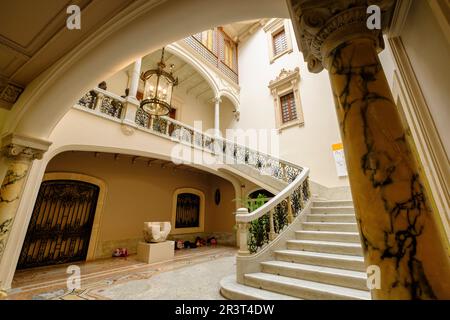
[122,58,142,130]
[0,135,49,298]
[288,0,450,299]
[128,58,142,100]
[213,96,221,137]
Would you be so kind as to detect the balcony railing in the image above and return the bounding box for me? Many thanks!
[182,30,239,84]
[75,89,311,256]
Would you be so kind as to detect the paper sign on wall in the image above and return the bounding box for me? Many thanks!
[332,143,348,177]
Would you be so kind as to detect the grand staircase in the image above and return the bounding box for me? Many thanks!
[74,88,370,300]
[221,199,371,300]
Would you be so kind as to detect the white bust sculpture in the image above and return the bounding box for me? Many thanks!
[143,222,171,243]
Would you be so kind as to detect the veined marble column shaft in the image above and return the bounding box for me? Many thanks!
[287,0,450,299]
[0,159,30,258]
[327,38,450,299]
[0,136,49,298]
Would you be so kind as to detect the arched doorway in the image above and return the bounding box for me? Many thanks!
[17,179,100,269]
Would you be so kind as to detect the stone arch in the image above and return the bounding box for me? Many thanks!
[3,0,287,139]
[166,44,220,97]
[40,172,107,261]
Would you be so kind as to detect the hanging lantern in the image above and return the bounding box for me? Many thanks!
[140,48,178,116]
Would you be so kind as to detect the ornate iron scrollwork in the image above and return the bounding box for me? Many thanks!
[18,180,100,269]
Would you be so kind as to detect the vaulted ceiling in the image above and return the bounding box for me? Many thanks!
[139,49,215,103]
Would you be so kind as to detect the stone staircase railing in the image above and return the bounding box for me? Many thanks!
[75,88,311,263]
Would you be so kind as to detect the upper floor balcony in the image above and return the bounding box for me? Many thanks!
[180,28,239,85]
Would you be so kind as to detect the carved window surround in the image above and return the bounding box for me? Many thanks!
[268,67,304,133]
[171,188,205,235]
[263,18,294,64]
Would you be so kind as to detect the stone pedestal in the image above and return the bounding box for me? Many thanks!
[137,241,174,264]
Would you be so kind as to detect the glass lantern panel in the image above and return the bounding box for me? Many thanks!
[143,74,158,100]
[157,76,170,103]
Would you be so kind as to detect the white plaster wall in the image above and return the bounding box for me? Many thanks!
[104,69,129,97]
[399,0,450,158]
[175,89,214,130]
[236,20,349,188]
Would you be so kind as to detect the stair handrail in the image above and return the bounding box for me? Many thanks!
[157,115,304,179]
[236,168,309,224]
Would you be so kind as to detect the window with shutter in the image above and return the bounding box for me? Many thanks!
[272,28,288,56]
[280,92,297,123]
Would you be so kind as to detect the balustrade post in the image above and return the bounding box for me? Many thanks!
[269,210,276,241]
[94,92,104,110]
[236,208,250,256]
[121,97,139,129]
[149,115,155,131]
[287,196,294,223]
[280,162,287,181]
[165,119,171,135]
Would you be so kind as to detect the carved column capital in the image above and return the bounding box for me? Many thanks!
[211,96,222,104]
[2,144,45,161]
[1,134,51,162]
[287,0,396,73]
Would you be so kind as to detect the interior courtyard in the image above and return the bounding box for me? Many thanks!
[0,0,449,301]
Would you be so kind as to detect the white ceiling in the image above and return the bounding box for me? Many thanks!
[0,0,136,108]
[139,49,215,103]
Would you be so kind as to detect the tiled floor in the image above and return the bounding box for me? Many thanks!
[7,246,237,300]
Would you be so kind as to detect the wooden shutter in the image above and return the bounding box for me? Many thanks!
[273,29,287,56]
[280,92,297,123]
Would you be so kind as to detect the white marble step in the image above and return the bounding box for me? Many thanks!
[275,249,366,271]
[260,261,368,291]
[313,200,353,207]
[244,273,371,300]
[302,222,359,232]
[220,274,300,300]
[295,230,361,243]
[311,207,355,214]
[286,239,363,256]
[306,213,356,223]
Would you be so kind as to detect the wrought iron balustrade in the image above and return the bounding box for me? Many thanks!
[182,34,239,84]
[75,88,310,255]
[77,88,124,119]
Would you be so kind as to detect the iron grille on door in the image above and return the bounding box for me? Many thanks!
[17,180,99,269]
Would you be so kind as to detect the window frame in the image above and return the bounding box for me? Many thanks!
[272,28,288,57]
[279,91,297,124]
[263,18,294,63]
[268,67,304,132]
[171,188,205,234]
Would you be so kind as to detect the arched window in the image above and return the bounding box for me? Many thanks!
[171,188,205,234]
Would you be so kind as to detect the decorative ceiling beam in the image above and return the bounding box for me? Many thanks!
[196,87,211,99]
[186,79,206,94]
[131,156,139,164]
[178,71,199,86]
[173,62,189,75]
